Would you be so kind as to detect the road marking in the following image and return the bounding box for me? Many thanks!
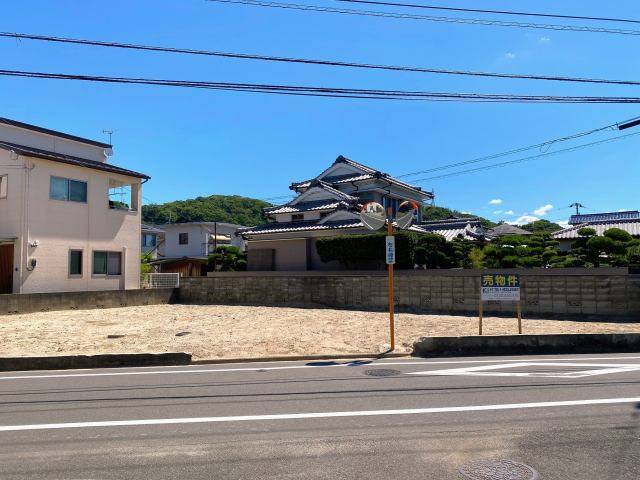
[0,396,638,432]
[1,356,639,381]
[408,362,640,379]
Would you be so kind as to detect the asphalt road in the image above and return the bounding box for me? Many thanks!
[0,353,639,479]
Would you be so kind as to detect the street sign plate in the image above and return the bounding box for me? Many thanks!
[481,273,520,301]
[385,236,395,265]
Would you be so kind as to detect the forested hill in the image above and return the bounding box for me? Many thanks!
[142,195,271,227]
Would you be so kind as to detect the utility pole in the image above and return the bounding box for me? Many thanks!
[569,202,585,215]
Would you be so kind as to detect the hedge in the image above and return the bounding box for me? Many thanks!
[316,231,417,269]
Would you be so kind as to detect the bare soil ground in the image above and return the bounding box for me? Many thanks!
[1,304,638,360]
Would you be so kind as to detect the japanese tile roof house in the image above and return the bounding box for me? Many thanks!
[485,223,533,239]
[553,210,640,251]
[240,155,433,270]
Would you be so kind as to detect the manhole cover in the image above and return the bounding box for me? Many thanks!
[363,368,401,377]
[459,459,539,480]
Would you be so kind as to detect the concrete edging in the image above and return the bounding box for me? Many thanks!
[191,352,411,364]
[413,333,640,357]
[0,352,192,372]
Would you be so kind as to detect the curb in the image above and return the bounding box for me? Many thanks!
[413,333,640,357]
[191,352,412,365]
[0,352,192,372]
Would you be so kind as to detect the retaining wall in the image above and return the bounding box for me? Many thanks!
[0,288,177,314]
[180,268,640,317]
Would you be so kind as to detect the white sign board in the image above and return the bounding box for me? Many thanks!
[385,236,395,265]
[480,274,520,301]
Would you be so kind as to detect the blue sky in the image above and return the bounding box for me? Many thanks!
[2,0,640,226]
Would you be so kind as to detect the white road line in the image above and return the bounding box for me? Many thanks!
[1,356,640,381]
[409,362,640,379]
[0,396,638,432]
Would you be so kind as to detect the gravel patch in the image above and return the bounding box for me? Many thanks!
[0,304,638,360]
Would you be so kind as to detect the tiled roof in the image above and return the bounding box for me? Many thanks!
[553,218,640,239]
[411,217,485,241]
[290,156,432,198]
[239,218,364,236]
[264,199,349,214]
[0,141,149,179]
[486,223,532,237]
[569,210,640,225]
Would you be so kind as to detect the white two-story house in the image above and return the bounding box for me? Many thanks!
[0,117,149,293]
[239,155,433,270]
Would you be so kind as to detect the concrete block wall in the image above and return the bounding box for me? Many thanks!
[179,269,640,318]
[0,288,177,314]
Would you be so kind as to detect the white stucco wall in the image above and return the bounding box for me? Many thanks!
[0,151,142,293]
[161,223,246,258]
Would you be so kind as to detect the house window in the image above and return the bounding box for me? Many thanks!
[0,174,7,198]
[93,251,122,276]
[50,176,87,203]
[179,233,189,245]
[69,250,83,276]
[291,214,304,223]
[142,234,157,247]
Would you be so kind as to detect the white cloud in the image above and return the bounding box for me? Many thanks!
[510,215,539,225]
[504,210,515,215]
[504,52,516,59]
[533,204,553,216]
[488,199,503,205]
[493,210,503,214]
[538,36,551,44]
[557,220,570,229]
[508,215,539,225]
[461,211,472,215]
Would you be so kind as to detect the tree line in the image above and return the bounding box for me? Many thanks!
[316,228,640,269]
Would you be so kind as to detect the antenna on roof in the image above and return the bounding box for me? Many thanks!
[102,129,115,145]
[569,202,586,215]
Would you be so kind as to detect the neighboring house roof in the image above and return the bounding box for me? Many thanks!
[141,223,165,234]
[149,256,208,265]
[265,181,359,215]
[486,223,532,237]
[264,199,352,214]
[411,217,486,241]
[239,218,364,237]
[553,218,640,240]
[0,117,111,148]
[568,210,640,225]
[0,140,149,179]
[290,156,432,198]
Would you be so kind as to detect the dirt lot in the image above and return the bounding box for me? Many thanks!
[1,304,638,360]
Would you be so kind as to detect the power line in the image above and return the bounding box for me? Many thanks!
[3,32,640,87]
[336,0,640,25]
[206,0,640,36]
[6,69,640,103]
[396,116,638,178]
[408,130,640,183]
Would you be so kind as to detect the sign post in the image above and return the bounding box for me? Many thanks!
[360,200,417,352]
[386,210,395,351]
[480,274,522,335]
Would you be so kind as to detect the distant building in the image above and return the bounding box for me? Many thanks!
[141,223,165,260]
[0,117,148,294]
[411,217,486,241]
[553,210,640,251]
[240,155,433,271]
[485,223,533,239]
[148,221,247,276]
